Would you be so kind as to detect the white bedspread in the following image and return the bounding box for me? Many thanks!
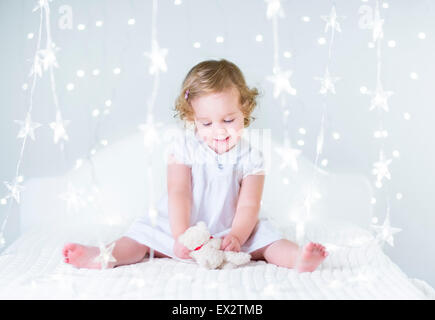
[1,222,434,300]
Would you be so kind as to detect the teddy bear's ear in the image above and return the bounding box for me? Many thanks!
[197,221,207,230]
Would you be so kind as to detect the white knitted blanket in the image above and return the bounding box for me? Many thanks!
[0,222,433,300]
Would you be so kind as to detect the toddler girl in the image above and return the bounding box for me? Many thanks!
[62,59,328,272]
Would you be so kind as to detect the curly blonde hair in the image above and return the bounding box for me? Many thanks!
[173,59,259,128]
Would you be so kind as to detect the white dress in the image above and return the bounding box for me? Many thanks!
[124,127,283,261]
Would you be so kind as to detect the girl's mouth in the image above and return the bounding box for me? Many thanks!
[214,136,230,143]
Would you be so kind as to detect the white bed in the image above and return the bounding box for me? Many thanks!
[1,125,434,300]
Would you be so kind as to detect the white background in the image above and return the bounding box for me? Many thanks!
[0,0,434,287]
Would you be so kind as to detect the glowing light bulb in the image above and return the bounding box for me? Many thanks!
[96,20,103,27]
[255,34,263,42]
[396,193,403,200]
[371,198,376,205]
[418,32,426,39]
[301,16,310,22]
[216,36,224,43]
[105,99,112,107]
[77,24,86,31]
[318,37,326,45]
[332,132,340,140]
[27,33,34,39]
[387,40,396,48]
[76,70,85,77]
[321,159,328,167]
[299,128,306,135]
[283,51,292,58]
[92,69,100,76]
[392,150,400,158]
[113,67,121,75]
[297,140,304,146]
[193,42,201,48]
[128,18,136,25]
[410,72,418,80]
[75,158,83,169]
[360,86,368,94]
[403,112,411,120]
[66,83,75,91]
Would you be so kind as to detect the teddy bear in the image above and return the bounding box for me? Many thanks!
[177,221,251,270]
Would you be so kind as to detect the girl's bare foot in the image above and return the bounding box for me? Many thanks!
[296,242,328,273]
[62,243,114,269]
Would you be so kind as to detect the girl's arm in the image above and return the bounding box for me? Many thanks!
[167,154,192,239]
[229,173,265,246]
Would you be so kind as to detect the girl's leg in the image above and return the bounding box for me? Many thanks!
[63,236,170,269]
[250,239,328,272]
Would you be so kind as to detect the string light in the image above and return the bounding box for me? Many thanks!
[283,51,292,58]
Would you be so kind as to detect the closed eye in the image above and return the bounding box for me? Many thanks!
[202,119,234,127]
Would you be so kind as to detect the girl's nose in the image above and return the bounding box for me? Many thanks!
[213,126,227,136]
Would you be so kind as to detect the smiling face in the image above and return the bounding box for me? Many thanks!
[191,86,245,154]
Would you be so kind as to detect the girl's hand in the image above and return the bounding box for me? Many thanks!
[173,237,192,259]
[220,233,241,252]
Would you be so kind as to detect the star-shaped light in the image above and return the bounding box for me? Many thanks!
[14,113,42,141]
[274,144,301,172]
[4,179,25,204]
[372,150,392,184]
[32,0,52,12]
[138,114,164,150]
[371,209,401,247]
[59,182,87,212]
[265,0,285,20]
[367,82,394,112]
[372,3,384,42]
[314,68,341,95]
[266,69,297,99]
[321,5,344,33]
[144,40,168,75]
[49,111,70,144]
[93,242,117,269]
[38,43,60,71]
